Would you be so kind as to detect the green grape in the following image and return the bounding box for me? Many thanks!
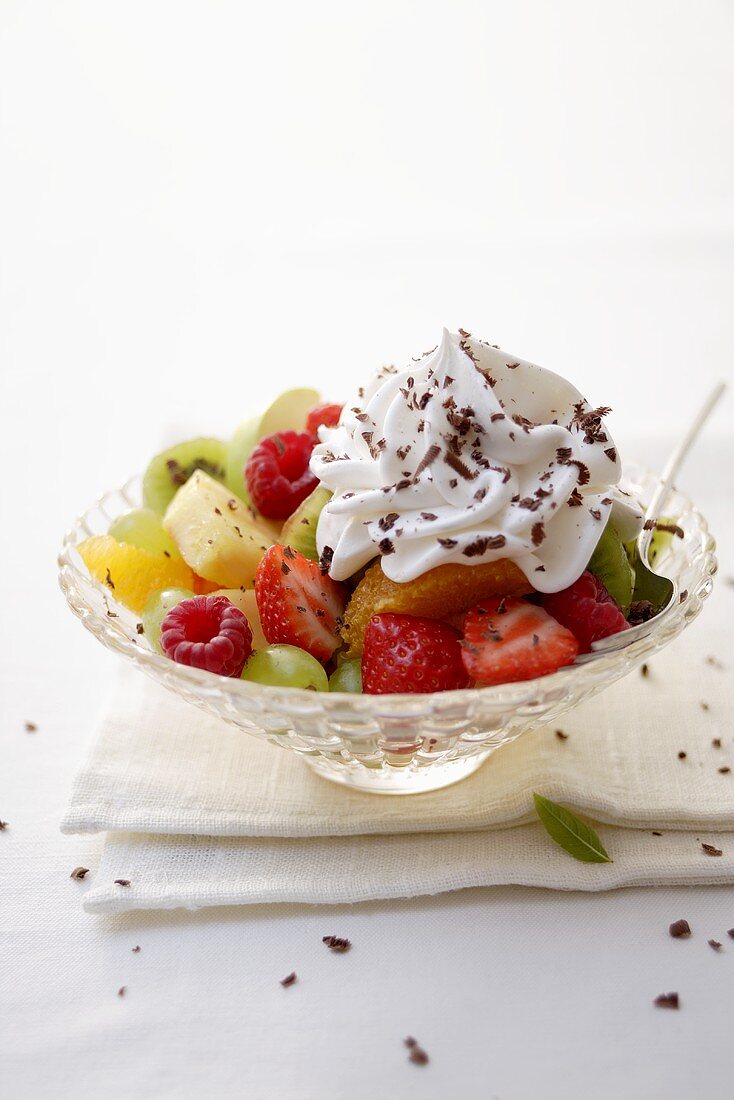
[141,587,194,653]
[240,645,329,691]
[329,658,362,693]
[109,508,181,558]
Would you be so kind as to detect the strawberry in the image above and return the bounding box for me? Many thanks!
[254,544,347,662]
[461,597,578,686]
[305,402,344,437]
[540,570,629,654]
[361,613,470,694]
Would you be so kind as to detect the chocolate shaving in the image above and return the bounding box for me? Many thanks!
[322,935,351,952]
[132,946,141,953]
[643,519,685,539]
[413,444,441,478]
[319,545,334,575]
[0,820,8,831]
[378,538,395,556]
[517,496,542,512]
[708,939,723,951]
[136,622,145,635]
[589,508,602,521]
[701,843,723,856]
[70,867,90,880]
[444,450,477,481]
[490,412,505,423]
[404,1037,429,1065]
[118,986,126,997]
[531,522,546,547]
[654,992,679,1009]
[104,568,115,590]
[463,535,506,557]
[628,601,655,625]
[378,512,399,532]
[640,663,650,677]
[24,721,37,732]
[678,751,687,760]
[280,972,297,987]
[567,488,584,508]
[718,767,731,775]
[669,919,691,938]
[604,447,617,462]
[114,879,131,887]
[557,454,591,486]
[438,537,458,549]
[420,512,438,521]
[555,729,568,741]
[712,737,721,747]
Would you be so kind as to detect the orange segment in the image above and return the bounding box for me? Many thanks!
[78,535,197,615]
[341,558,533,655]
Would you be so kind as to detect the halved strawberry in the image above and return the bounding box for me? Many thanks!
[362,613,470,694]
[461,597,579,686]
[254,544,347,662]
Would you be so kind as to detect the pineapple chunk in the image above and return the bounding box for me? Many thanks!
[164,470,275,589]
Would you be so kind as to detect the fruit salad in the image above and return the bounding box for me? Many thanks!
[78,329,676,695]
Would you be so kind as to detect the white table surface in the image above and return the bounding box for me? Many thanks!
[2,3,734,1097]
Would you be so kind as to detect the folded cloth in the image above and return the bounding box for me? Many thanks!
[63,600,734,912]
[82,825,734,913]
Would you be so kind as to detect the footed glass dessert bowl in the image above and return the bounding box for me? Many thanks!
[59,463,716,794]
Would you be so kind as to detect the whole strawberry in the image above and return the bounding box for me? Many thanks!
[245,431,318,520]
[161,595,253,677]
[540,570,629,653]
[361,613,470,694]
[255,544,347,662]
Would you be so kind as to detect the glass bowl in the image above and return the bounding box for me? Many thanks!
[58,464,716,795]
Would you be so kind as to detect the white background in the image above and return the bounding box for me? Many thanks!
[1,3,733,1098]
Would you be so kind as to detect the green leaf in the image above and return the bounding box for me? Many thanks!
[533,793,613,863]
[587,521,635,614]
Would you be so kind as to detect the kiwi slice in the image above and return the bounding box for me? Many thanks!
[142,438,227,515]
[587,520,635,614]
[279,485,332,561]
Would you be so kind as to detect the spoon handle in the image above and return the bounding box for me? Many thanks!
[643,381,727,525]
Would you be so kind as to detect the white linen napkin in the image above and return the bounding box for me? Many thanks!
[63,595,734,912]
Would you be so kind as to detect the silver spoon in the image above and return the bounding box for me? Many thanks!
[633,380,726,610]
[586,380,725,656]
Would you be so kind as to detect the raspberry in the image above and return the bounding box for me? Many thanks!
[305,403,344,437]
[540,570,629,654]
[245,431,318,520]
[161,595,253,677]
[361,613,470,694]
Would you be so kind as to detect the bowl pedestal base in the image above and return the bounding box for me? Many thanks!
[304,749,493,794]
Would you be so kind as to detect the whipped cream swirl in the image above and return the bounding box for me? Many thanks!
[311,329,643,592]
